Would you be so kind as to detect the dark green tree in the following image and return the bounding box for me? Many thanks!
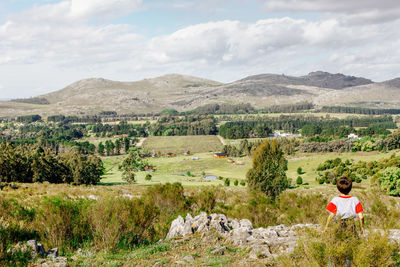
[123,137,130,154]
[97,142,105,156]
[115,139,121,155]
[246,139,288,200]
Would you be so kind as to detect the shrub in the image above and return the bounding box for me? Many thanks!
[296,176,303,185]
[234,179,239,186]
[38,197,92,250]
[379,167,400,196]
[297,167,303,175]
[240,181,246,186]
[290,224,400,266]
[224,178,230,186]
[145,174,152,181]
[146,183,188,213]
[88,197,159,251]
[195,190,217,213]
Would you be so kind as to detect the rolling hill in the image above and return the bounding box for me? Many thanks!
[1,71,399,118]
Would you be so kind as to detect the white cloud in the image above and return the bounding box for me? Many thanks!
[263,0,399,13]
[1,0,400,98]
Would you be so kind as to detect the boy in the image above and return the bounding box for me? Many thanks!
[324,176,365,234]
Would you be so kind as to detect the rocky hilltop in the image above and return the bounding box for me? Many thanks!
[1,71,399,117]
[165,212,400,261]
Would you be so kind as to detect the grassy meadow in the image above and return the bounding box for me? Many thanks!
[100,135,400,189]
[141,135,223,154]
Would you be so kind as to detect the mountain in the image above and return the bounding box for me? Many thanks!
[0,71,399,117]
[238,71,373,89]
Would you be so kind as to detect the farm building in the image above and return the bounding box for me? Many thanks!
[166,152,176,157]
[213,153,228,159]
[184,150,191,156]
[143,165,154,171]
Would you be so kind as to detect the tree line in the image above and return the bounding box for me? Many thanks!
[322,106,400,115]
[0,143,104,185]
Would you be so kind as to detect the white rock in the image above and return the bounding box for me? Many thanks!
[166,215,185,239]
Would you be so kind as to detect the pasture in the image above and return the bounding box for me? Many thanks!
[101,135,400,188]
[141,135,223,154]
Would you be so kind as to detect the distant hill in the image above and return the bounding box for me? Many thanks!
[0,71,399,117]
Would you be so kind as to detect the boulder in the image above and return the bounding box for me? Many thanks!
[249,245,271,259]
[229,228,252,246]
[239,219,253,231]
[166,215,185,239]
[211,245,226,255]
[182,214,194,236]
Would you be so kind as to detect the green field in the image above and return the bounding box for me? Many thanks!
[141,135,223,154]
[101,135,400,187]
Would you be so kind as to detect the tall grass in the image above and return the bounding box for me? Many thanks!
[1,183,400,266]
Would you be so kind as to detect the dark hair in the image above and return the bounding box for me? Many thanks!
[337,176,352,195]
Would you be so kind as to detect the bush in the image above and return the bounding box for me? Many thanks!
[38,197,91,250]
[224,178,230,186]
[234,179,239,186]
[289,224,400,266]
[145,174,152,181]
[297,167,303,175]
[88,197,159,251]
[379,167,400,196]
[195,190,217,213]
[240,181,246,186]
[296,176,303,185]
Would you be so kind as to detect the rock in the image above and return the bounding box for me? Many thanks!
[239,219,253,231]
[229,228,252,246]
[252,228,278,239]
[228,219,240,230]
[47,248,59,258]
[183,214,194,236]
[249,245,271,259]
[166,215,185,239]
[211,245,226,255]
[192,212,209,232]
[183,255,195,262]
[389,229,400,243]
[88,195,98,200]
[41,256,68,267]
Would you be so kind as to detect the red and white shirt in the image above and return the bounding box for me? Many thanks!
[326,196,363,219]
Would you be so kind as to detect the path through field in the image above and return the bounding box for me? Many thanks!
[217,135,226,146]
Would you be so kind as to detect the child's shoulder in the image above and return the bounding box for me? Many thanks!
[330,195,361,203]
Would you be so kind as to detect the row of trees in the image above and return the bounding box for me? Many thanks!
[150,115,217,136]
[97,137,132,156]
[322,106,400,115]
[0,143,104,185]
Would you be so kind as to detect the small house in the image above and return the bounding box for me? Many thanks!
[227,158,235,163]
[138,154,147,158]
[144,165,154,171]
[184,150,191,156]
[347,133,360,140]
[191,157,200,160]
[213,153,228,159]
[166,152,176,157]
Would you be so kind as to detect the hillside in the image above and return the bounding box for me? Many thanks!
[1,71,399,117]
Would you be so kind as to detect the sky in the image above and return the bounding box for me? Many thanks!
[0,0,399,98]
